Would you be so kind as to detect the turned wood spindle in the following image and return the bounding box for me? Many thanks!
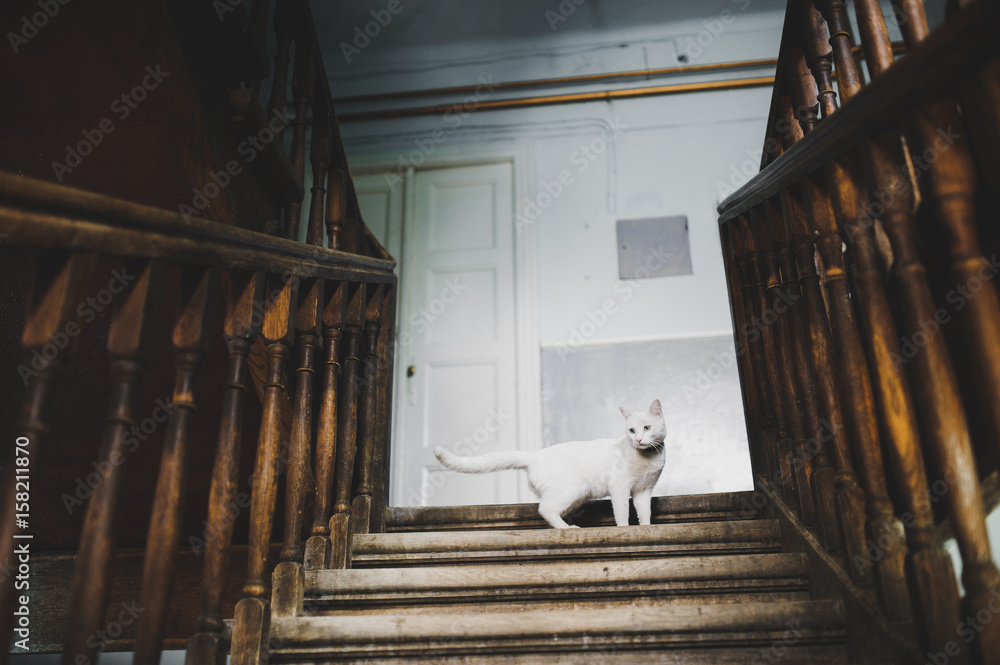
[351,285,384,535]
[852,1,1000,658]
[1,253,94,656]
[134,269,220,665]
[229,272,297,665]
[739,213,800,509]
[285,28,315,242]
[732,218,783,486]
[721,223,769,482]
[304,281,347,569]
[62,261,166,665]
[754,201,818,525]
[306,103,331,248]
[185,272,264,665]
[328,283,366,569]
[368,282,398,533]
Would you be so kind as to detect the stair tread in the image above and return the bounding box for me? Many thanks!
[308,553,808,596]
[385,491,762,532]
[354,519,779,559]
[270,600,846,656]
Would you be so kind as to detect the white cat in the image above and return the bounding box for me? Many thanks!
[435,399,666,529]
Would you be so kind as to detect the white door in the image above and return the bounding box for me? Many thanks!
[379,162,519,507]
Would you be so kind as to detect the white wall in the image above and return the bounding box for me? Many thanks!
[310,0,794,499]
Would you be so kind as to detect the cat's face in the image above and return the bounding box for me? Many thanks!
[619,399,666,451]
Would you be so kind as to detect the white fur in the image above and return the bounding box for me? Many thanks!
[435,399,666,528]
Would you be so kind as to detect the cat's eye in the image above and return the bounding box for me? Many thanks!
[644,425,650,431]
[629,428,635,433]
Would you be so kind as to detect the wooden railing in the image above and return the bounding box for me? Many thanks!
[718,0,1000,662]
[0,1,397,664]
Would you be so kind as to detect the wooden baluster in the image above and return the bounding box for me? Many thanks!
[720,223,769,482]
[62,261,165,665]
[285,29,314,242]
[769,194,841,547]
[781,183,871,564]
[754,202,817,525]
[812,1,862,101]
[272,276,323,616]
[304,282,346,569]
[772,91,871,563]
[186,272,264,665]
[788,38,914,621]
[351,285,384,534]
[732,217,783,487]
[306,101,330,248]
[1,253,94,658]
[853,1,1000,659]
[369,283,397,533]
[326,169,347,251]
[328,283,366,569]
[134,269,220,665]
[229,272,297,665]
[947,0,1000,218]
[739,213,799,509]
[267,0,298,141]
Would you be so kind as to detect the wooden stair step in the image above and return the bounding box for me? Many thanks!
[304,553,809,614]
[352,519,780,567]
[385,491,763,532]
[269,600,847,663]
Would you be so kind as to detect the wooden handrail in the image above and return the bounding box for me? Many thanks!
[0,173,395,280]
[717,0,1000,661]
[717,0,1000,222]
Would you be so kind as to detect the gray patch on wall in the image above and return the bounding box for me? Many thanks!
[617,216,692,279]
[540,336,753,497]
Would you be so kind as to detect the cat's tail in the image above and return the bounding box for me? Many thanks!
[434,446,534,474]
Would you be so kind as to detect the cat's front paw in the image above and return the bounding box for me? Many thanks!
[565,524,581,529]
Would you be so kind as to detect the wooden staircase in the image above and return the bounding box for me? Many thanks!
[265,493,861,664]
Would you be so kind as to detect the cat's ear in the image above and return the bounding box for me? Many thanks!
[619,406,632,419]
[649,399,662,417]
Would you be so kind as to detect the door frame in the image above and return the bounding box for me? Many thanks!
[349,141,542,505]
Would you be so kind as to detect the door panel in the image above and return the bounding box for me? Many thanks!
[402,162,519,506]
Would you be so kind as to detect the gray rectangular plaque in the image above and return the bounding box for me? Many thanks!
[616,216,692,279]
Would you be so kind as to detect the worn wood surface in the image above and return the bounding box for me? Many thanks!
[134,268,220,665]
[385,491,765,532]
[186,272,263,665]
[353,520,780,566]
[717,0,1000,222]
[268,601,845,659]
[63,260,165,665]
